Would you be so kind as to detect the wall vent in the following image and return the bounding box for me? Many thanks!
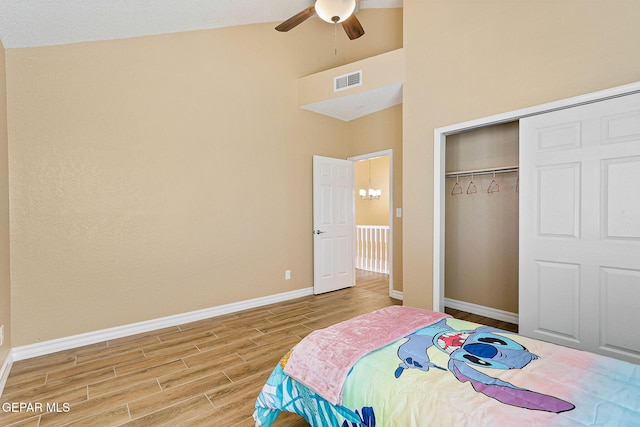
[334,70,362,92]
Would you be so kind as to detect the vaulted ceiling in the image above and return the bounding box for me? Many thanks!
[0,0,402,49]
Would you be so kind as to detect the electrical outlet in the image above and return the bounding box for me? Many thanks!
[285,270,291,280]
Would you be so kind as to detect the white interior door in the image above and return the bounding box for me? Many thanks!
[519,92,640,363]
[313,155,354,294]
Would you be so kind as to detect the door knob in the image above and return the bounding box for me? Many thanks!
[314,230,327,234]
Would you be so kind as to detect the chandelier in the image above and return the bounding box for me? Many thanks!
[359,159,382,200]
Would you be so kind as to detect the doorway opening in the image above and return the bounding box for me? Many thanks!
[442,122,520,326]
[349,150,394,297]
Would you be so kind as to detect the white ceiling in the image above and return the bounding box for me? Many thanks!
[301,83,402,121]
[0,0,402,49]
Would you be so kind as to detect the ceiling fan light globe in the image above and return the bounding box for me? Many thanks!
[315,0,356,24]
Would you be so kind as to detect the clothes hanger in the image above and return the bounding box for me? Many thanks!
[466,173,477,194]
[487,171,500,193]
[451,175,463,195]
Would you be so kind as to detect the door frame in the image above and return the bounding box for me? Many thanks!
[349,149,396,298]
[433,81,640,313]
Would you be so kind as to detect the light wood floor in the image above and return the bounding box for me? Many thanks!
[0,271,516,427]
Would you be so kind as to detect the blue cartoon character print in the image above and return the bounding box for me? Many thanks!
[394,319,575,413]
[341,406,376,427]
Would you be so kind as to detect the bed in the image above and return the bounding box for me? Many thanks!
[253,306,640,426]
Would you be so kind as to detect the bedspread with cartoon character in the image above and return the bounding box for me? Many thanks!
[253,307,640,426]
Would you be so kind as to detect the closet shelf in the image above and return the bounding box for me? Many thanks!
[445,165,519,178]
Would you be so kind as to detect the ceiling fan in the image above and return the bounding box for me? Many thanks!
[275,0,365,40]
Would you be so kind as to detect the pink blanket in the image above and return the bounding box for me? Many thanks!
[283,306,450,405]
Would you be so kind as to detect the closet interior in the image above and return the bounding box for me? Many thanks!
[444,121,520,320]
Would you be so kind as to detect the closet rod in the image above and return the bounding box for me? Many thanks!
[445,165,519,178]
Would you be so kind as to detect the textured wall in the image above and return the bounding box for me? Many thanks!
[0,40,11,362]
[5,9,403,346]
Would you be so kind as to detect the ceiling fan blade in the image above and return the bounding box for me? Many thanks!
[275,5,316,32]
[341,13,365,40]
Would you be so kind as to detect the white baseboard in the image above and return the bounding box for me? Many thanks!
[390,290,403,301]
[0,351,13,398]
[444,298,519,325]
[11,287,314,362]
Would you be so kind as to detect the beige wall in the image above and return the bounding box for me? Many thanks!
[348,105,403,292]
[0,40,10,362]
[5,9,402,346]
[444,122,519,313]
[402,0,640,309]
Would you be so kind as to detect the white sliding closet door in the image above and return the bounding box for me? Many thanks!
[519,92,640,363]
